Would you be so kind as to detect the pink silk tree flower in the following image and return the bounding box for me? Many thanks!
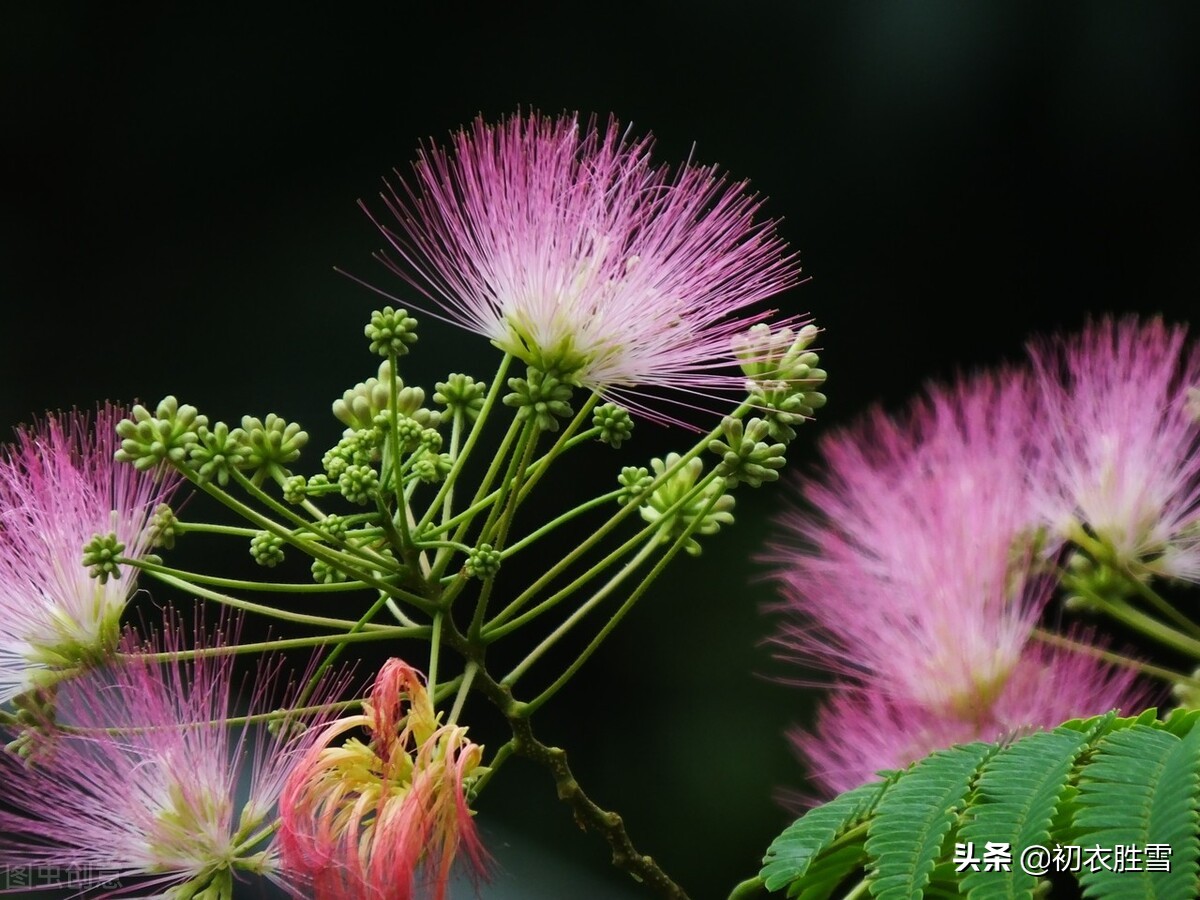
[769,371,1055,715]
[278,658,488,900]
[0,620,347,897]
[361,111,806,422]
[0,405,181,703]
[795,634,1153,798]
[1028,316,1200,583]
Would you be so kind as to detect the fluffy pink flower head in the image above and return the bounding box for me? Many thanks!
[770,369,1154,798]
[771,371,1053,714]
[0,405,180,702]
[278,658,488,900]
[0,617,346,897]
[1029,316,1200,582]
[795,633,1153,797]
[363,111,806,421]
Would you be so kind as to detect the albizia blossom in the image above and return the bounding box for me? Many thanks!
[0,405,180,703]
[0,619,347,897]
[771,371,1053,711]
[795,634,1153,797]
[362,111,805,421]
[769,370,1150,796]
[278,658,488,900]
[1028,316,1200,583]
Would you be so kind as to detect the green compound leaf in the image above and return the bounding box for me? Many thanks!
[760,779,889,891]
[958,726,1096,900]
[787,843,870,900]
[757,710,1200,899]
[865,742,997,900]
[1073,724,1200,900]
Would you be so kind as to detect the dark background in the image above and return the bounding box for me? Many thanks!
[2,4,1199,898]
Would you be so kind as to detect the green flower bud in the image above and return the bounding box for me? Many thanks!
[319,514,349,540]
[323,451,350,481]
[465,542,502,579]
[418,428,443,453]
[733,322,822,384]
[115,396,207,471]
[147,503,179,550]
[413,452,453,484]
[241,414,308,470]
[189,421,248,486]
[747,380,825,443]
[333,361,441,433]
[708,416,787,488]
[365,306,419,357]
[311,558,348,585]
[639,454,735,555]
[434,374,486,421]
[504,367,573,432]
[394,416,424,453]
[82,532,125,583]
[249,531,286,568]
[282,475,308,505]
[593,403,634,448]
[338,464,378,505]
[617,466,653,505]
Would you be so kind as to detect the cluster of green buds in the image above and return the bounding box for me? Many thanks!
[1061,549,1142,611]
[504,367,575,432]
[636,454,736,556]
[603,324,830,558]
[734,323,827,443]
[116,400,309,489]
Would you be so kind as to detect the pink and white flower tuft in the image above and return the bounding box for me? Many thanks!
[1029,316,1200,582]
[795,634,1153,797]
[0,618,347,897]
[769,370,1151,796]
[771,371,1053,711]
[278,658,488,900]
[364,111,806,421]
[0,405,181,702]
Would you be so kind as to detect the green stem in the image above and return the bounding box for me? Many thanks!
[1031,627,1200,689]
[430,406,527,585]
[447,660,477,726]
[188,471,432,613]
[124,556,375,594]
[726,877,765,900]
[501,489,624,558]
[465,420,541,638]
[439,409,464,532]
[130,627,427,662]
[143,568,394,631]
[300,590,406,705]
[417,353,514,535]
[61,698,365,735]
[428,612,443,696]
[1070,528,1200,640]
[485,412,743,626]
[485,467,723,636]
[227,468,398,574]
[509,393,601,505]
[503,537,660,686]
[173,522,260,538]
[470,738,514,796]
[522,489,722,715]
[417,427,602,542]
[1077,585,1200,660]
[387,348,405,510]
